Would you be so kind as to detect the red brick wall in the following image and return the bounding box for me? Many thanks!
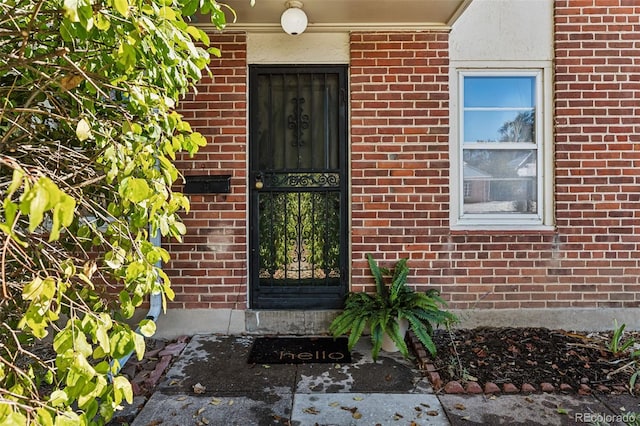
[349,32,452,294]
[552,0,640,308]
[168,1,640,313]
[165,33,248,309]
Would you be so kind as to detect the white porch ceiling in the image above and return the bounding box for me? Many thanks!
[198,0,473,32]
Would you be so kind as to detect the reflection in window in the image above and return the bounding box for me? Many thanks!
[463,76,535,143]
[459,73,542,222]
[462,150,537,214]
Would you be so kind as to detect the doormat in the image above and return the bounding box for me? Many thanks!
[247,336,351,364]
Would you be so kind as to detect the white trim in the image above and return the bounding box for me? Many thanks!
[449,65,554,230]
[209,22,455,33]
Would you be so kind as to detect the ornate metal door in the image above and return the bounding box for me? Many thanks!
[249,65,348,309]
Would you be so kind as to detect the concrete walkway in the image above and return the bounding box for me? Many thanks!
[122,335,640,426]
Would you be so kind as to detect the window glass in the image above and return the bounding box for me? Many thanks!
[464,76,535,108]
[462,149,537,214]
[457,72,543,225]
[464,110,534,142]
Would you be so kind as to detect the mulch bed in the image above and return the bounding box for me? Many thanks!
[409,327,640,395]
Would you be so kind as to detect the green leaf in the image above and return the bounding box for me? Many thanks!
[25,182,49,231]
[95,12,111,31]
[49,389,69,407]
[120,178,151,203]
[182,0,199,16]
[114,0,129,17]
[158,6,177,20]
[23,277,56,301]
[63,0,81,22]
[36,408,54,426]
[73,331,93,358]
[132,333,146,361]
[139,319,156,337]
[7,168,24,196]
[53,328,74,353]
[112,376,133,405]
[49,193,76,241]
[53,410,81,426]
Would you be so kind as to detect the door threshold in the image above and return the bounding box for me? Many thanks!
[245,310,341,335]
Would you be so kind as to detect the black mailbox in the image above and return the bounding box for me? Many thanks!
[183,175,231,194]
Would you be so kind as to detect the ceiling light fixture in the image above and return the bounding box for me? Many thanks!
[280,0,307,35]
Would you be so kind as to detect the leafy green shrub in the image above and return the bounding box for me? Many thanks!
[0,0,230,423]
[330,254,457,361]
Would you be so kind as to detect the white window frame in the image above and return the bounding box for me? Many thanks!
[450,66,554,230]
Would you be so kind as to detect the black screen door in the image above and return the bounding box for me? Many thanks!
[249,65,348,309]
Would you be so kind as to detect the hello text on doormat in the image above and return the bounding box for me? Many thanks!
[247,336,352,364]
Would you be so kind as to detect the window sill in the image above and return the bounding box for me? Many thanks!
[449,224,555,233]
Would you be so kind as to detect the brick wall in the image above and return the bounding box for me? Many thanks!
[349,32,452,293]
[165,33,248,309]
[168,1,640,313]
[349,3,640,312]
[552,0,640,309]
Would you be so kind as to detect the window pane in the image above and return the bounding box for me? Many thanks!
[464,76,535,108]
[464,109,534,142]
[463,149,537,214]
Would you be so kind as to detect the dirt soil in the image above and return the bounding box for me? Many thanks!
[428,327,640,393]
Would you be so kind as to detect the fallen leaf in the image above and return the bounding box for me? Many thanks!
[201,417,210,425]
[462,415,471,421]
[352,412,362,419]
[353,396,363,401]
[210,398,221,405]
[426,410,439,416]
[176,396,187,401]
[328,402,340,407]
[228,400,234,406]
[454,403,466,410]
[262,364,271,369]
[303,406,319,415]
[193,383,206,394]
[195,407,204,415]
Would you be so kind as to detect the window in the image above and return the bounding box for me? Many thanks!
[453,70,551,229]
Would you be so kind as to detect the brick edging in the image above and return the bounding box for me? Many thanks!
[406,331,628,396]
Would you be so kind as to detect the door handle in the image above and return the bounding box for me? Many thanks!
[254,173,264,189]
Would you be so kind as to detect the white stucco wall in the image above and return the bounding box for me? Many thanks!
[247,32,350,64]
[450,0,553,62]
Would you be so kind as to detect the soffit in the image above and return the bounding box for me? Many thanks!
[194,0,473,32]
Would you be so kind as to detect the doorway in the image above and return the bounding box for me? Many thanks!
[249,65,348,309]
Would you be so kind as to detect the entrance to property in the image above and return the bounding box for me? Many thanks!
[249,65,348,309]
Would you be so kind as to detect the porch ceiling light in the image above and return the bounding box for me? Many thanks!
[281,1,307,35]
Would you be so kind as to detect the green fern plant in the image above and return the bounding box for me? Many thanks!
[329,254,457,360]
